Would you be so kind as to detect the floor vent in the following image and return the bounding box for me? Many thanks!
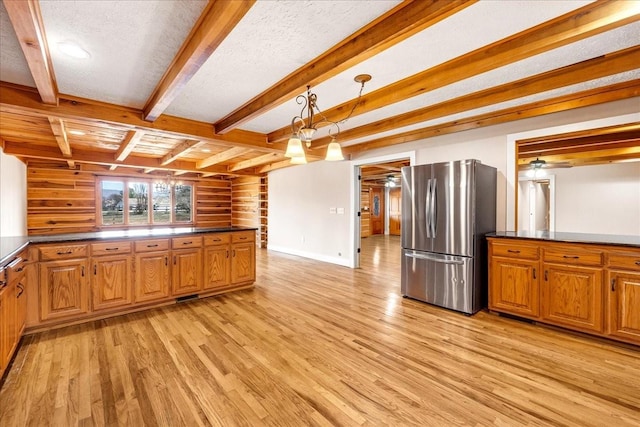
[176,294,199,303]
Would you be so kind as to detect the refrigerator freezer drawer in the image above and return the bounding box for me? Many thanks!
[401,250,476,314]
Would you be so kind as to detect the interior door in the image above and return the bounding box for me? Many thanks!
[370,187,384,235]
[389,187,401,236]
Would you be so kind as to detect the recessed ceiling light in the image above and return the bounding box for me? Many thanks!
[57,41,91,59]
[202,148,211,153]
[68,130,85,136]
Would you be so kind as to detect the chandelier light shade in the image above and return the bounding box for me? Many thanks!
[286,74,370,164]
[324,139,344,161]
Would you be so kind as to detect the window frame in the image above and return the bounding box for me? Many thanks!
[97,176,194,228]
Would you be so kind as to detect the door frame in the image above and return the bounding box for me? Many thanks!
[351,151,416,268]
[517,174,556,232]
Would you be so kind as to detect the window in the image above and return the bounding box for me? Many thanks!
[98,177,193,227]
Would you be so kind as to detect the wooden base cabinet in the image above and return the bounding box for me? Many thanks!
[91,255,133,311]
[39,259,89,322]
[489,238,640,346]
[231,242,255,284]
[541,264,603,333]
[134,251,170,303]
[172,249,203,296]
[204,243,230,290]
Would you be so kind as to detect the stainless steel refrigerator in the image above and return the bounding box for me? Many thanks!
[401,159,496,314]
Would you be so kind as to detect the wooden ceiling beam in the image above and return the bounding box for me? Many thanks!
[227,152,282,172]
[2,141,256,176]
[268,0,640,143]
[518,146,640,166]
[0,82,285,153]
[214,0,474,134]
[311,45,640,149]
[47,117,71,157]
[3,0,58,105]
[257,158,320,174]
[344,80,640,156]
[143,0,256,121]
[114,130,144,162]
[160,139,201,165]
[196,146,248,169]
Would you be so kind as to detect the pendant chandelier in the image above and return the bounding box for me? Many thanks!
[285,74,371,164]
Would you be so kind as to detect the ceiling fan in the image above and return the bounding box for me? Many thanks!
[525,157,572,178]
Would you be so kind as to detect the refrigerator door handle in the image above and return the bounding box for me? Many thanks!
[425,178,432,237]
[405,252,465,265]
[430,178,437,237]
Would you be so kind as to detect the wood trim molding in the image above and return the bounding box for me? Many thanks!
[267,1,640,143]
[143,0,256,121]
[214,0,473,133]
[2,0,58,104]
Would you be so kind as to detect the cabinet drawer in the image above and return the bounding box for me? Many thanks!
[491,242,539,260]
[134,239,169,253]
[39,244,88,261]
[232,231,255,243]
[608,252,640,271]
[91,241,132,256]
[204,233,231,246]
[6,257,26,284]
[543,246,603,266]
[172,236,203,249]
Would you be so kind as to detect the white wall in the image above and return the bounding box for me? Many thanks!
[552,162,640,235]
[268,160,353,266]
[0,148,27,237]
[268,98,640,267]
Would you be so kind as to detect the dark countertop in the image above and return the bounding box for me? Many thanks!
[487,231,640,248]
[1,227,257,266]
[0,236,30,269]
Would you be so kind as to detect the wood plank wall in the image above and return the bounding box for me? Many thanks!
[25,162,270,244]
[230,176,268,248]
[27,163,98,234]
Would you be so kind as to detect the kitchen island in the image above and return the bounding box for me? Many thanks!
[487,231,640,346]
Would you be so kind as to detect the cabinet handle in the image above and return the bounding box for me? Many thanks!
[544,270,548,281]
[233,250,236,257]
[611,278,616,292]
[147,244,158,248]
[214,238,221,242]
[14,266,24,273]
[635,261,640,266]
[165,256,168,266]
[533,268,536,279]
[239,237,247,240]
[16,284,24,297]
[105,247,119,251]
[82,266,85,277]
[226,250,229,259]
[57,250,73,255]
[173,256,176,265]
[563,255,579,259]
[94,264,97,275]
[507,249,520,254]
[182,241,192,245]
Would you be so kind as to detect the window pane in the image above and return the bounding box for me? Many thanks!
[174,184,193,223]
[101,180,124,225]
[128,182,149,225]
[152,182,171,224]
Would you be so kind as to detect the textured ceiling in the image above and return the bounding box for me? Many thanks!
[0,0,638,177]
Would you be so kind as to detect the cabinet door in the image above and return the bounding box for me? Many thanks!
[91,255,133,311]
[541,264,603,333]
[134,252,170,303]
[39,259,89,321]
[0,286,12,373]
[204,245,230,290]
[16,279,26,336]
[231,242,255,284]
[172,249,202,296]
[489,257,539,318]
[608,271,640,344]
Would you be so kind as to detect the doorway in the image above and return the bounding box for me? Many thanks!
[352,151,415,268]
[517,176,555,232]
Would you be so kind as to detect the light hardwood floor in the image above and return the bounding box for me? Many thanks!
[1,235,639,426]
